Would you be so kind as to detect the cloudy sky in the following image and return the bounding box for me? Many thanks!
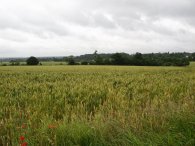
[0,0,195,57]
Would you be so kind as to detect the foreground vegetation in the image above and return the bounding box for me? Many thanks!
[0,64,195,145]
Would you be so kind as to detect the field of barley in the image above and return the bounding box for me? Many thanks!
[0,64,195,146]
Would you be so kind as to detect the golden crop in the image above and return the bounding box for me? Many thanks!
[0,65,194,145]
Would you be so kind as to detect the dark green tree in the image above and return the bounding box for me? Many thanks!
[190,53,195,61]
[111,53,126,65]
[133,52,144,65]
[26,56,39,65]
[134,52,143,60]
[95,55,104,65]
[81,61,89,65]
[67,56,76,65]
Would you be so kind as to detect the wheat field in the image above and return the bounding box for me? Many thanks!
[0,64,195,145]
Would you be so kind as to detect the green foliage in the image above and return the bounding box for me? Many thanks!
[188,53,195,61]
[54,52,192,66]
[95,55,104,65]
[10,60,20,66]
[26,56,39,65]
[67,56,76,65]
[92,52,190,66]
[81,61,89,65]
[111,53,128,65]
[1,52,193,66]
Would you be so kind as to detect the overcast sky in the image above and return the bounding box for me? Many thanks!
[0,0,195,57]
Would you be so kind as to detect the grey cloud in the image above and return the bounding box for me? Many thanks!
[0,0,195,57]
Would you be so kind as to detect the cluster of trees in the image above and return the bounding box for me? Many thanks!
[67,52,190,66]
[25,52,192,66]
[1,52,194,66]
[189,53,195,61]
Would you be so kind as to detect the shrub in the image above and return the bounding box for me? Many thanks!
[26,56,39,65]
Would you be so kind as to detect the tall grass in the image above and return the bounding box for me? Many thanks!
[0,65,194,145]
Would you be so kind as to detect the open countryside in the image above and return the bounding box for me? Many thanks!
[0,63,194,145]
[1,0,195,145]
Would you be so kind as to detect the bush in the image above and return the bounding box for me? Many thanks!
[10,61,20,66]
[2,64,7,66]
[68,58,76,65]
[81,61,89,65]
[26,56,39,65]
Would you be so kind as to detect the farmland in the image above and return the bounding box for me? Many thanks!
[0,64,195,145]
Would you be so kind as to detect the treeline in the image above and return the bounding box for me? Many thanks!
[66,52,193,66]
[1,52,195,66]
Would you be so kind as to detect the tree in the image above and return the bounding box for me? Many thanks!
[190,53,195,61]
[10,60,20,66]
[104,58,112,65]
[67,56,76,65]
[95,55,104,65]
[133,52,144,66]
[94,50,98,55]
[26,56,39,65]
[81,61,89,65]
[134,52,143,60]
[111,53,126,65]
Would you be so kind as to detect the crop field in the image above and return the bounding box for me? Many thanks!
[0,64,195,146]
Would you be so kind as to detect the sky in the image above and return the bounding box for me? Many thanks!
[0,0,195,57]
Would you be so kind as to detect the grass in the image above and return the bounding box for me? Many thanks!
[189,61,195,67]
[0,63,194,145]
